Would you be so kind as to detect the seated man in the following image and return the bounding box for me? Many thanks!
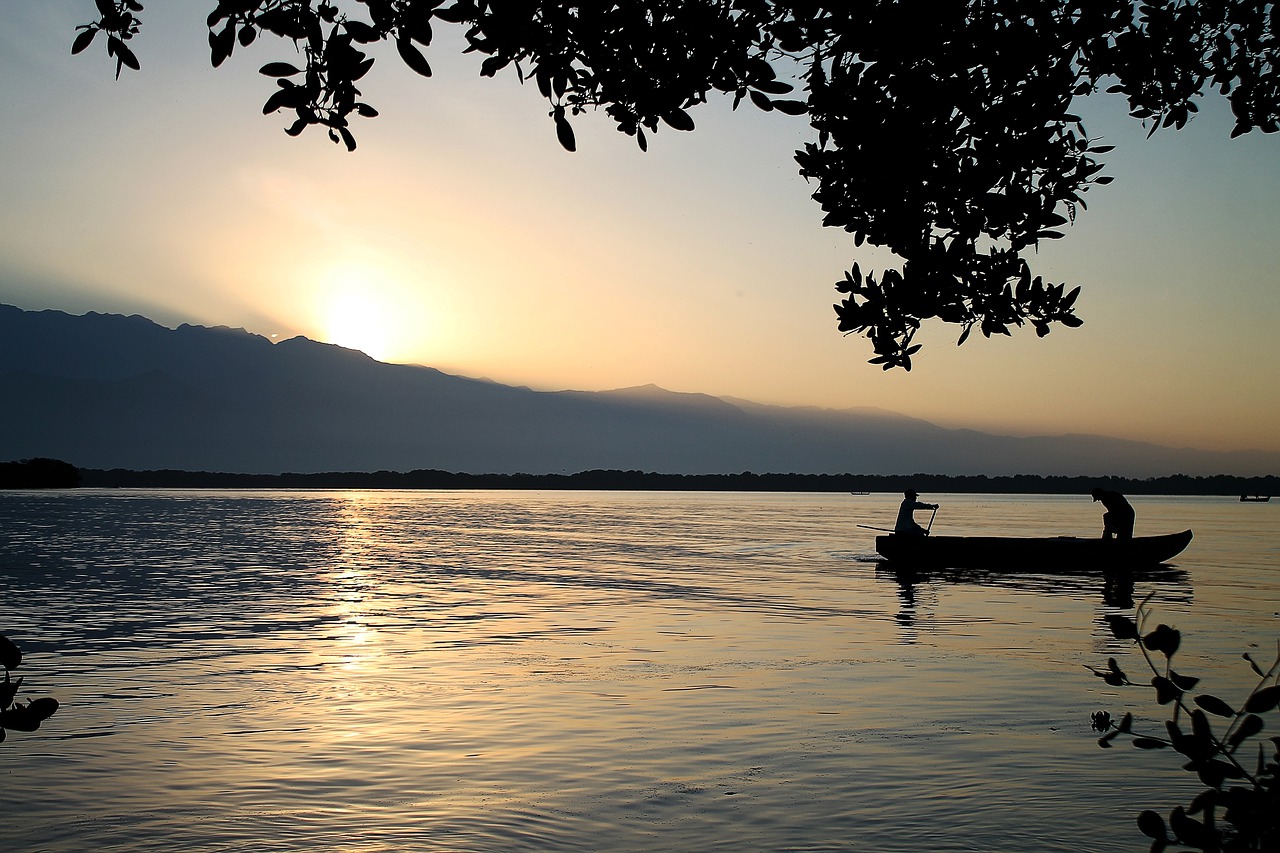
[895,489,938,536]
[1091,487,1135,540]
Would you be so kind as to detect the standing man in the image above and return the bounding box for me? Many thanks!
[895,490,939,536]
[1091,487,1135,540]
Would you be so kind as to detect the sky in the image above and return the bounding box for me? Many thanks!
[1,3,1278,459]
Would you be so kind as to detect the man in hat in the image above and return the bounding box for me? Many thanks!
[895,489,939,536]
[1085,484,1136,537]
[1091,487,1135,540]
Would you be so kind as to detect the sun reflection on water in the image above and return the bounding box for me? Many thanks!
[326,492,387,672]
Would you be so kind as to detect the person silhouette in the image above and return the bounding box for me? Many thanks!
[1091,487,1135,540]
[895,490,938,536]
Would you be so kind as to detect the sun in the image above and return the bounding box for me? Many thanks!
[311,257,444,365]
[324,290,394,361]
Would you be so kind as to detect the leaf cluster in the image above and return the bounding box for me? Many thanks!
[0,635,59,745]
[1091,597,1279,852]
[72,0,144,79]
[70,2,1280,369]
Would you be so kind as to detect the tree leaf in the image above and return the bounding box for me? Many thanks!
[1143,624,1181,657]
[0,674,20,709]
[480,55,508,78]
[555,111,576,152]
[1228,714,1263,748]
[344,20,382,43]
[115,41,139,71]
[25,696,58,722]
[434,3,474,24]
[72,28,98,56]
[771,100,809,115]
[0,697,58,732]
[662,109,695,131]
[0,635,20,671]
[751,79,793,94]
[262,85,306,115]
[1169,807,1212,847]
[410,16,434,47]
[209,25,235,68]
[260,62,302,77]
[1188,709,1214,756]
[1137,809,1167,840]
[396,38,432,77]
[1194,694,1235,717]
[1152,675,1180,705]
[1187,789,1217,815]
[1244,684,1280,714]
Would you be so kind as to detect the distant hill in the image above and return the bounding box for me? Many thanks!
[2,304,1275,477]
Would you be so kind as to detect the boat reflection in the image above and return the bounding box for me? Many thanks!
[876,559,1192,642]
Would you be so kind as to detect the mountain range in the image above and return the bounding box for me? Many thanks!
[1,303,1274,477]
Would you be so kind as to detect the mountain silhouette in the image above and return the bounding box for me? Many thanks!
[1,304,1273,476]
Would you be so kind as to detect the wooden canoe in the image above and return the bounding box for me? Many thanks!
[875,529,1192,571]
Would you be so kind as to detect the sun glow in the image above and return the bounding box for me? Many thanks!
[315,260,434,363]
[326,291,393,361]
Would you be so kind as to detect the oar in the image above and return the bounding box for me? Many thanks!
[926,506,938,535]
[857,524,895,532]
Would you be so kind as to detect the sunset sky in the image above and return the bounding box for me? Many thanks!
[2,3,1278,457]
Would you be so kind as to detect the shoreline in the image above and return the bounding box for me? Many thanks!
[67,467,1280,496]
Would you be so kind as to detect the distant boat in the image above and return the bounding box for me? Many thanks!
[876,530,1193,571]
[1239,495,1271,502]
[850,491,870,495]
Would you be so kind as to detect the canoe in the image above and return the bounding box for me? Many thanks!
[875,529,1192,571]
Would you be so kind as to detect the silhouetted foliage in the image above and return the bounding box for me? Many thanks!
[71,2,1279,367]
[0,635,59,745]
[0,458,82,489]
[1091,597,1279,852]
[74,466,1280,495]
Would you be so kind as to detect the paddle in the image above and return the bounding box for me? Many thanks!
[859,504,939,535]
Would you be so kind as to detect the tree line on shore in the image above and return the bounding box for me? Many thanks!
[49,464,1280,496]
[2,458,1276,495]
[0,458,81,489]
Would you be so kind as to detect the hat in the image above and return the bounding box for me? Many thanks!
[1091,487,1103,501]
[905,489,918,498]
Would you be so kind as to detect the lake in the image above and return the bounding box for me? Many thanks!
[1,490,1276,851]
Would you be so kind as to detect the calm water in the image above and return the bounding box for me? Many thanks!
[1,490,1276,852]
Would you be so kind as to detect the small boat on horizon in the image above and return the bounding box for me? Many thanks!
[1239,495,1271,502]
[875,529,1193,571]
